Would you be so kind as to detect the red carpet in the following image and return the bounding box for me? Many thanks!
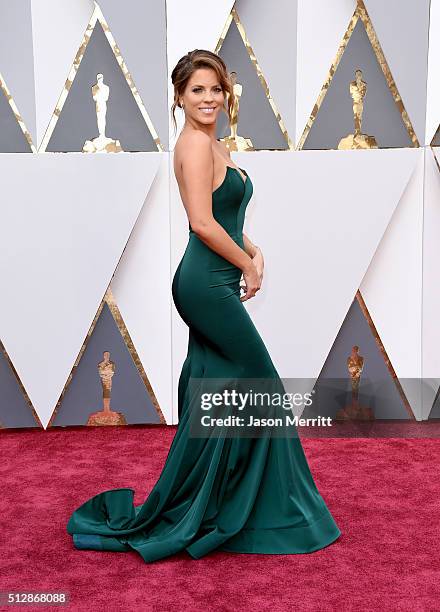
[1,425,439,611]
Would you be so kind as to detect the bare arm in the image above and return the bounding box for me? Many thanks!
[243,231,264,287]
[179,131,254,274]
[243,233,259,258]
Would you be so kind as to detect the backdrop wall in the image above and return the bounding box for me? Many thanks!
[0,0,438,428]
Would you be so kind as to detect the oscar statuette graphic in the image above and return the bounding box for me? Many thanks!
[87,351,127,426]
[338,69,378,150]
[83,73,123,153]
[220,72,253,152]
[336,345,374,421]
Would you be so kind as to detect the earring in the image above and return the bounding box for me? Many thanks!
[181,102,185,109]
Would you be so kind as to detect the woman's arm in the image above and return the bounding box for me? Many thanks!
[243,232,264,284]
[178,131,256,277]
[243,233,258,258]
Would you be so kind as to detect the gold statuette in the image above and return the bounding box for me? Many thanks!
[338,69,378,150]
[83,74,122,153]
[87,350,127,425]
[336,345,374,420]
[220,72,253,152]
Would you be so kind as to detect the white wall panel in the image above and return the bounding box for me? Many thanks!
[0,153,160,428]
[235,0,297,147]
[237,149,418,380]
[296,0,356,145]
[166,0,235,150]
[111,153,172,423]
[360,148,424,418]
[364,0,430,145]
[421,147,440,416]
[31,0,94,149]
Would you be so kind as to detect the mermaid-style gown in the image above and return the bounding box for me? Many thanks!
[67,164,341,561]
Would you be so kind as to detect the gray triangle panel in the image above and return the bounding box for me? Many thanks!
[96,0,168,149]
[302,297,411,420]
[46,21,157,152]
[429,387,440,419]
[0,0,36,145]
[52,303,161,426]
[216,19,288,150]
[0,346,39,428]
[0,88,33,152]
[303,19,413,149]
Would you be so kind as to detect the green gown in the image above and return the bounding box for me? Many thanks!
[67,164,341,561]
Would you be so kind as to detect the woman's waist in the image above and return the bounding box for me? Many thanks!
[181,234,244,275]
[188,228,243,241]
[187,232,243,260]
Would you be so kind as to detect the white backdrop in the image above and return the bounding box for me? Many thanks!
[0,0,438,426]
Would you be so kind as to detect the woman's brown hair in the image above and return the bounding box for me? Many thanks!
[170,49,235,134]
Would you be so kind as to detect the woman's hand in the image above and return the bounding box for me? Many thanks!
[252,246,264,283]
[240,260,261,302]
[240,247,264,301]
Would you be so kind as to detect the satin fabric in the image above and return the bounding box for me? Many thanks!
[67,165,341,561]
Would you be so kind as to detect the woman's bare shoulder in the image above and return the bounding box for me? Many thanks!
[175,130,214,171]
[176,130,212,152]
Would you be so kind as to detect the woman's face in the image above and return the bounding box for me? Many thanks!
[180,67,225,126]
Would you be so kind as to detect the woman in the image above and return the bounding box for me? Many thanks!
[67,50,341,562]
